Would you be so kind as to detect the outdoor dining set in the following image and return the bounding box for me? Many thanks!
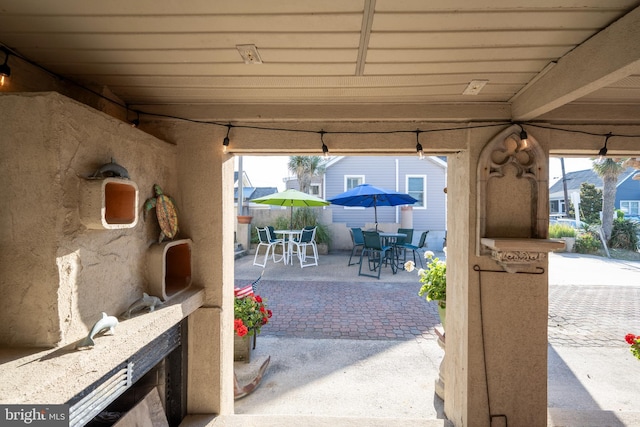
[249,183,425,274]
[252,225,319,269]
[349,227,429,279]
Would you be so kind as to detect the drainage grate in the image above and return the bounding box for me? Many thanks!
[68,362,132,427]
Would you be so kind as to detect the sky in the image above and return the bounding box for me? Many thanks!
[236,155,597,191]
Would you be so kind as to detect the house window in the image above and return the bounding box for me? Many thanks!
[550,199,566,215]
[310,184,320,196]
[406,175,426,208]
[621,200,640,216]
[345,175,364,191]
[344,175,364,209]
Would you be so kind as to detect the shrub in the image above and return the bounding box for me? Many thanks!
[573,231,602,254]
[549,223,577,238]
[609,218,639,251]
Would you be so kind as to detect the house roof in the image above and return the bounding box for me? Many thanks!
[236,187,280,203]
[549,167,638,195]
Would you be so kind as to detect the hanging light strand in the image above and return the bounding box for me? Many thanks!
[598,132,613,161]
[320,130,329,158]
[415,130,424,159]
[223,124,232,153]
[0,47,11,87]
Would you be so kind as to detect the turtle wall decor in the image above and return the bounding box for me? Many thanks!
[144,184,179,242]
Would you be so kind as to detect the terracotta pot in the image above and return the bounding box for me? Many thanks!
[237,215,253,224]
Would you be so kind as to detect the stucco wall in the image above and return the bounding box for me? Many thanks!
[0,92,178,347]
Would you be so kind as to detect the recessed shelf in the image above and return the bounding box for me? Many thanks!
[146,239,192,301]
[481,238,565,273]
[80,178,139,229]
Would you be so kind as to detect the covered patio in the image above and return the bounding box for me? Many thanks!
[1,2,640,427]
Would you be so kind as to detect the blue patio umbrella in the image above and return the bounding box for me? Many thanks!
[327,184,418,230]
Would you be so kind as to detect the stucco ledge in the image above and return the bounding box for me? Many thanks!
[481,238,565,273]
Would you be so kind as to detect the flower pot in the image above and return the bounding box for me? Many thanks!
[234,334,252,362]
[437,303,446,330]
[237,215,253,224]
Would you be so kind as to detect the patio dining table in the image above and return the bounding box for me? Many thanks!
[274,229,302,265]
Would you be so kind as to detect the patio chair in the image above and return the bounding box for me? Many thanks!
[290,226,318,268]
[403,230,429,268]
[348,227,365,266]
[359,231,394,279]
[395,228,414,263]
[253,226,285,267]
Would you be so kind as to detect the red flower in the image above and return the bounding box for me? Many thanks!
[234,319,248,337]
[255,295,263,303]
[625,333,637,345]
[262,317,268,325]
[260,306,266,313]
[267,309,273,318]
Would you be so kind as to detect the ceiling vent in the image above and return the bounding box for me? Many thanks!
[236,44,263,64]
[462,80,488,95]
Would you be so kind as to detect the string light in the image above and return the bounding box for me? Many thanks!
[130,111,140,128]
[2,46,639,157]
[597,132,613,162]
[0,47,10,87]
[516,124,529,152]
[223,124,232,153]
[320,130,329,158]
[415,130,424,159]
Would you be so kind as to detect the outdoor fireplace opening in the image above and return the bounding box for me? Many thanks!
[67,321,187,427]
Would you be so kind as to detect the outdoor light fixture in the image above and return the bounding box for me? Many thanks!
[223,124,232,153]
[515,125,529,152]
[415,130,424,159]
[0,47,11,87]
[597,133,612,162]
[320,131,329,158]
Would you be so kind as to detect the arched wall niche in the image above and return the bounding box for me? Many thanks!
[476,125,563,271]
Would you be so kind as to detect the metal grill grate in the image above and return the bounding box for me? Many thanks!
[68,363,132,427]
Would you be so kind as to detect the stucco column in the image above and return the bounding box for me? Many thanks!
[174,125,235,415]
[445,128,551,427]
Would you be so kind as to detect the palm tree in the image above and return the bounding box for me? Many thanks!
[287,156,326,193]
[592,158,626,240]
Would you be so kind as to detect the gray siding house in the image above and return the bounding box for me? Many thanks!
[549,167,640,219]
[323,156,447,249]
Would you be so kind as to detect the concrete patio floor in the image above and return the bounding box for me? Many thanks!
[213,250,640,427]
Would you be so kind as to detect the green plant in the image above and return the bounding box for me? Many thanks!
[273,207,331,244]
[625,334,640,360]
[405,251,446,308]
[609,218,639,251]
[549,223,577,238]
[573,231,602,254]
[234,294,272,337]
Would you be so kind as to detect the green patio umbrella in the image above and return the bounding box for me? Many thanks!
[250,189,329,229]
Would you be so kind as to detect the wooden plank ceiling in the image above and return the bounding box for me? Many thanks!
[1,0,640,123]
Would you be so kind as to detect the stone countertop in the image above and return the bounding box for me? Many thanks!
[0,287,204,405]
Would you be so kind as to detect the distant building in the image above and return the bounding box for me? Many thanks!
[548,167,640,217]
[323,155,447,249]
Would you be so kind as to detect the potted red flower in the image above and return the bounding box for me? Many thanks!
[234,293,272,361]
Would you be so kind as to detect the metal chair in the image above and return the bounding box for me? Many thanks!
[403,230,429,268]
[290,226,318,268]
[348,227,365,266]
[253,227,285,267]
[358,231,394,279]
